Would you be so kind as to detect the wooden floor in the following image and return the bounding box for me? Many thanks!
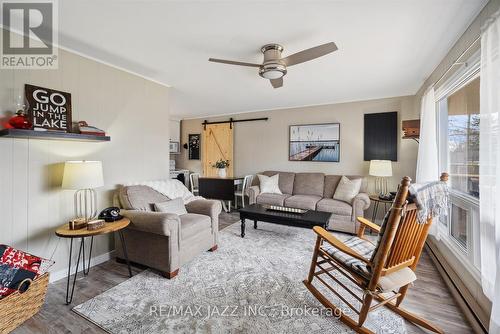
[14,212,472,334]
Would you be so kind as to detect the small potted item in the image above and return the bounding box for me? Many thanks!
[212,159,230,177]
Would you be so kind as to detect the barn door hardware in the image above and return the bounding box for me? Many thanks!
[202,117,268,130]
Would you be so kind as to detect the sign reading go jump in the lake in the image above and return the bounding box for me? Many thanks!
[25,84,72,132]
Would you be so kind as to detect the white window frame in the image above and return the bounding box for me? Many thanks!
[434,50,481,283]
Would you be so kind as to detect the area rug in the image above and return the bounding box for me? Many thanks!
[73,222,406,334]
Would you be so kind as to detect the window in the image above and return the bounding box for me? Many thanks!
[445,77,480,198]
[436,52,481,276]
[450,203,468,249]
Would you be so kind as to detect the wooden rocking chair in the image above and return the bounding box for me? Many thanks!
[304,173,448,334]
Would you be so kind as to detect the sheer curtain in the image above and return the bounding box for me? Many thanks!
[416,87,438,184]
[416,87,440,236]
[479,10,500,334]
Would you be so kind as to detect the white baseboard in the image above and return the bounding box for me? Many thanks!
[49,250,116,283]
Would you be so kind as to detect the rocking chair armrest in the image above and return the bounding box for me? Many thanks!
[357,217,381,235]
[312,226,370,264]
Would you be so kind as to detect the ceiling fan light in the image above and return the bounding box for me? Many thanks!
[259,63,287,80]
[262,70,284,79]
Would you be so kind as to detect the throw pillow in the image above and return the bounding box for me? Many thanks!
[333,176,362,204]
[154,197,187,215]
[0,245,54,299]
[258,174,282,194]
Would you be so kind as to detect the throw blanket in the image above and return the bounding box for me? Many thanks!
[409,181,449,224]
[124,179,203,204]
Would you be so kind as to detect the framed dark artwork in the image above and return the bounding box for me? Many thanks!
[25,84,72,132]
[364,111,398,161]
[289,123,340,162]
[188,134,200,160]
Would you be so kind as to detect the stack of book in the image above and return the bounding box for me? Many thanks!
[78,121,106,136]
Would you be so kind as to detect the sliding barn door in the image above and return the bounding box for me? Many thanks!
[202,123,234,177]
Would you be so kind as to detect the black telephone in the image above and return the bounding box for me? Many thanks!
[98,207,123,222]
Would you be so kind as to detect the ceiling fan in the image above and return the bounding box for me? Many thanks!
[208,42,338,88]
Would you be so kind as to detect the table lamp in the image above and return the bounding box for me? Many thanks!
[369,160,392,195]
[62,161,104,223]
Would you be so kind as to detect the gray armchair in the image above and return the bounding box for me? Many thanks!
[114,185,222,278]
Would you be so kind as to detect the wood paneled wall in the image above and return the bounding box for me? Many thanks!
[0,41,170,278]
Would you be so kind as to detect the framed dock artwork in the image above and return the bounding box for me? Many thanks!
[289,123,340,162]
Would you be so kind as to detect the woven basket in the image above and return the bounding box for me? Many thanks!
[0,273,49,333]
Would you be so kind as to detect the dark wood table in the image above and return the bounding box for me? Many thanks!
[238,204,332,237]
[198,176,244,212]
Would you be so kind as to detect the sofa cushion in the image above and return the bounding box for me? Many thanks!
[180,213,211,240]
[323,175,342,198]
[255,171,295,195]
[333,176,362,204]
[154,198,187,215]
[316,198,353,216]
[293,173,325,196]
[119,185,169,211]
[256,193,291,206]
[324,175,366,198]
[284,195,322,210]
[257,174,282,194]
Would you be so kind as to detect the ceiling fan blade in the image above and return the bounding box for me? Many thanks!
[281,42,338,66]
[270,77,283,88]
[208,58,261,68]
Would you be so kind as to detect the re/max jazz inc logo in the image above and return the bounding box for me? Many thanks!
[1,0,58,69]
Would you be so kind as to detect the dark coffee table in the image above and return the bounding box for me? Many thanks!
[238,204,332,237]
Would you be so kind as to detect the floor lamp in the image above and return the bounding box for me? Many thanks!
[369,160,392,195]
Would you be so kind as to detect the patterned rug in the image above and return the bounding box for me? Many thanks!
[73,222,406,333]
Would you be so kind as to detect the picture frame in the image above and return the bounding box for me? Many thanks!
[289,123,340,162]
[169,141,180,154]
[25,84,72,132]
[188,134,200,160]
[364,111,397,161]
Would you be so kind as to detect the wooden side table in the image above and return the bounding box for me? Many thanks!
[55,218,132,304]
[369,195,393,223]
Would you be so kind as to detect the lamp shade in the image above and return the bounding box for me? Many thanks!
[369,160,392,177]
[62,161,104,190]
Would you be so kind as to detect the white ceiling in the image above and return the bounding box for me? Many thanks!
[57,0,487,118]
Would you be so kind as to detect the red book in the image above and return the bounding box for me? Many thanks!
[80,130,106,136]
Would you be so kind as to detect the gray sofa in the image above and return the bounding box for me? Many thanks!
[114,185,222,278]
[247,171,370,234]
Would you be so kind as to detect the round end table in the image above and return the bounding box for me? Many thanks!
[55,218,132,304]
[369,195,393,223]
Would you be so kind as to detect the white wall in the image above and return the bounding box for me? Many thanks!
[415,0,500,105]
[0,44,170,279]
[170,119,181,142]
[176,95,418,194]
